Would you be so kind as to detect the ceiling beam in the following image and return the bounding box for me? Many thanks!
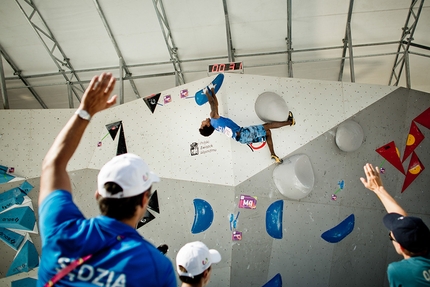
[4,41,402,85]
[152,0,185,86]
[222,0,235,62]
[15,0,83,107]
[406,42,430,51]
[389,0,424,88]
[338,0,355,82]
[93,0,141,103]
[286,0,293,77]
[5,48,407,91]
[0,52,9,109]
[0,43,47,109]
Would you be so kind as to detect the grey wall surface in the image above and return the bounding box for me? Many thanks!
[229,88,430,287]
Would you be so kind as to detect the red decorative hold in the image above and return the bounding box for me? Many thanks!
[375,141,405,175]
[402,152,425,193]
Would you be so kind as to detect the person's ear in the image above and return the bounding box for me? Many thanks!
[202,268,211,285]
[398,244,412,256]
[204,268,212,279]
[141,192,150,208]
[94,190,101,200]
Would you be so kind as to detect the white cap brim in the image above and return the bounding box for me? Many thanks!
[209,249,221,264]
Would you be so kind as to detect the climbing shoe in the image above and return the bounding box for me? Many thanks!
[288,111,296,126]
[271,155,284,164]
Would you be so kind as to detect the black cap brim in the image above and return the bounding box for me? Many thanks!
[382,213,403,230]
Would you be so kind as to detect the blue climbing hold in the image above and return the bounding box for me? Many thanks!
[321,214,355,243]
[266,200,284,239]
[191,199,214,234]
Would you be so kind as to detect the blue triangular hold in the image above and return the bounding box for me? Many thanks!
[19,181,34,195]
[0,165,15,183]
[0,206,36,231]
[0,173,15,184]
[0,165,7,173]
[0,187,23,202]
[7,240,39,276]
[11,277,37,287]
[0,227,25,250]
[262,273,282,287]
[0,183,31,211]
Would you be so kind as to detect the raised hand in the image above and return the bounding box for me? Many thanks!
[360,163,384,192]
[79,72,118,117]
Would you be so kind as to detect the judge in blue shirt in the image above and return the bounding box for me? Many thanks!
[38,72,176,287]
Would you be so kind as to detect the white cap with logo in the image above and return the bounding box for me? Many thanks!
[97,153,159,198]
[176,241,221,278]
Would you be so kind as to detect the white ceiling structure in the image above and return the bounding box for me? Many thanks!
[0,0,429,110]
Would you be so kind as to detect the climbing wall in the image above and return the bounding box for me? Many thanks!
[0,74,429,287]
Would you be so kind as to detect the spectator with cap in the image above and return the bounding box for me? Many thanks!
[38,72,176,287]
[360,163,430,287]
[176,241,221,287]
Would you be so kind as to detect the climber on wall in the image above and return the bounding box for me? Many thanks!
[198,86,296,164]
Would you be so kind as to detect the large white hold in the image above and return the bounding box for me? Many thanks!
[335,120,364,152]
[254,92,289,122]
[273,154,315,200]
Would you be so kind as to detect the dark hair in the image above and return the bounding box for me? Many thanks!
[179,266,211,285]
[402,247,429,257]
[98,182,146,220]
[199,125,215,137]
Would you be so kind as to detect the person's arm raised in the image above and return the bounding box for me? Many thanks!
[39,73,117,205]
[359,163,407,216]
[206,88,219,119]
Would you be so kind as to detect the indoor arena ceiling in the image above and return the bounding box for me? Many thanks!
[0,0,429,109]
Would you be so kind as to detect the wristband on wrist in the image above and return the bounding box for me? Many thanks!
[74,109,91,121]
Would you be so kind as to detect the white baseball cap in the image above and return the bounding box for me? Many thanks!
[97,153,159,198]
[176,241,221,278]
